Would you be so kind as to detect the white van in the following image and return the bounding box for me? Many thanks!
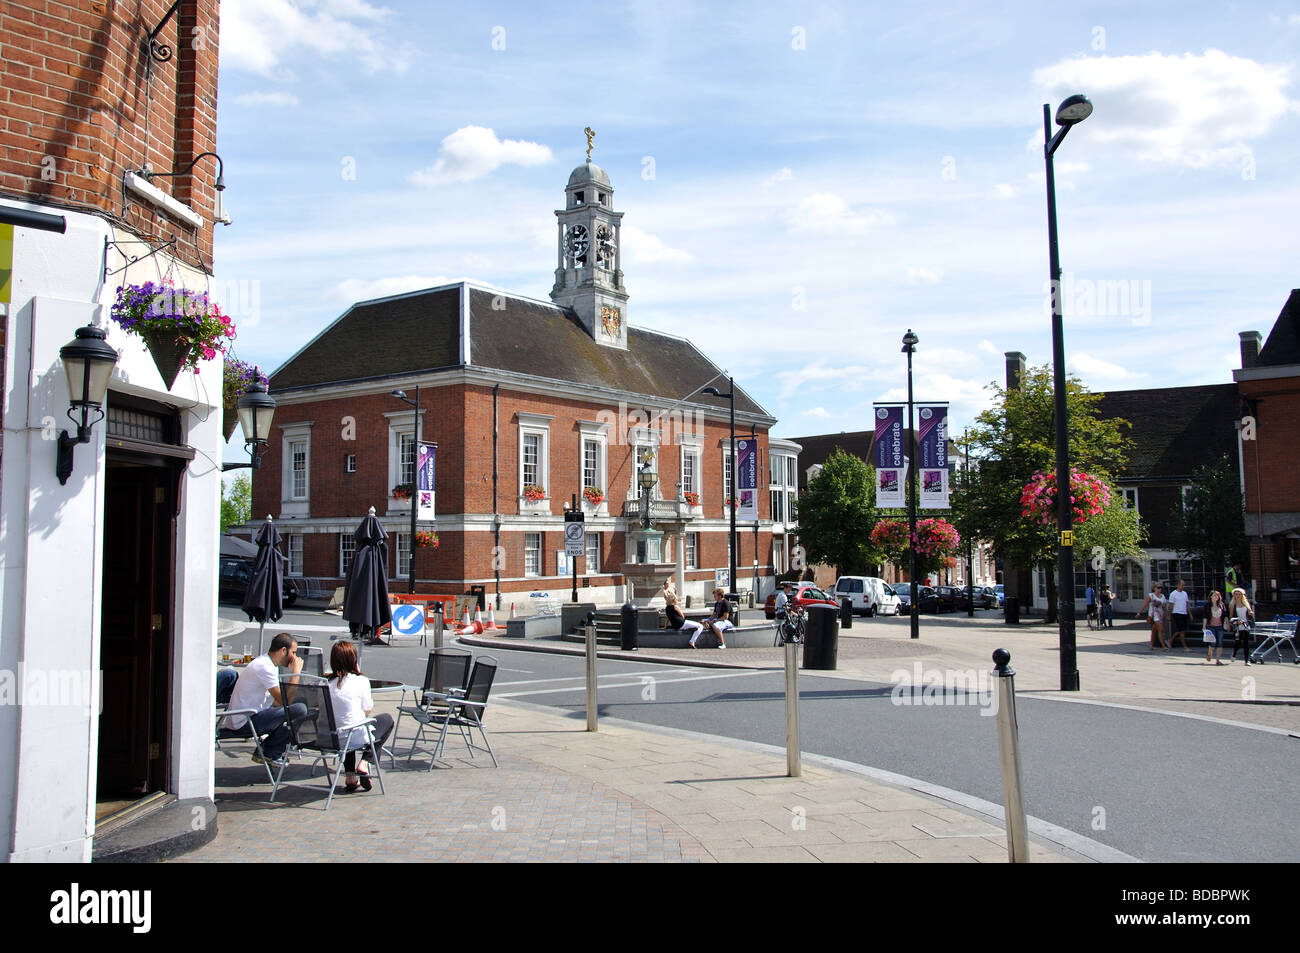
[833,576,901,616]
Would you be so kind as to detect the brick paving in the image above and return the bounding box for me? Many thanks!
[182,697,1070,863]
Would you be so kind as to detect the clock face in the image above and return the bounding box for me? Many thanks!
[565,224,589,261]
[596,223,616,267]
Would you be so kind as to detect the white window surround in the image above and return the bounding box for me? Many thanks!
[279,421,313,518]
[393,533,411,578]
[517,412,554,500]
[287,535,303,575]
[586,531,601,573]
[679,433,703,501]
[386,408,426,510]
[525,532,542,576]
[577,420,608,504]
[628,435,663,500]
[340,534,356,577]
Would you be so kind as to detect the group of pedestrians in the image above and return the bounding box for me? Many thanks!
[1135,578,1255,665]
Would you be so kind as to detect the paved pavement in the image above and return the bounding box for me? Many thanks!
[188,687,1073,863]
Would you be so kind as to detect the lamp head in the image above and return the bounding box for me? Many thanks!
[236,373,276,448]
[391,389,407,400]
[1055,94,1093,126]
[901,329,919,353]
[701,386,722,397]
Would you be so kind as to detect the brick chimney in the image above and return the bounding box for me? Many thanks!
[1005,351,1027,391]
[1239,331,1262,369]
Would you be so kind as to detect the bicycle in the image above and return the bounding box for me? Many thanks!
[773,604,806,646]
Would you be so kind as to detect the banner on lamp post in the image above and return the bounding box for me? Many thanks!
[736,438,758,521]
[917,404,949,509]
[873,404,906,508]
[417,442,437,521]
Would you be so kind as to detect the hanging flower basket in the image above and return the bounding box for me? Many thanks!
[683,491,700,506]
[414,531,439,549]
[583,486,604,504]
[221,359,267,442]
[523,483,546,502]
[391,483,413,501]
[1020,469,1111,525]
[110,281,235,390]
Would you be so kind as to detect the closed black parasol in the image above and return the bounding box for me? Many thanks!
[343,506,392,646]
[242,515,285,655]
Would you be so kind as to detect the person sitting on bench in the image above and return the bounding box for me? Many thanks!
[698,587,733,649]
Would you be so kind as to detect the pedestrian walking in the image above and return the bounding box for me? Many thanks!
[1085,583,1097,628]
[1099,584,1115,628]
[1137,582,1169,650]
[1203,590,1226,665]
[1228,588,1255,663]
[1168,579,1192,650]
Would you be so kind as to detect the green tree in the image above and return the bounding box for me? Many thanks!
[953,365,1137,618]
[220,473,251,534]
[795,449,881,576]
[1174,455,1248,578]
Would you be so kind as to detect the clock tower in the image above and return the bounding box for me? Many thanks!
[550,154,628,349]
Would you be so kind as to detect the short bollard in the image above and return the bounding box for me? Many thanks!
[585,611,598,732]
[992,648,1029,863]
[783,620,801,777]
[432,603,444,649]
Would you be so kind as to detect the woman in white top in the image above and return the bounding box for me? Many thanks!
[1137,582,1169,650]
[1203,590,1226,665]
[1228,588,1255,664]
[327,641,394,792]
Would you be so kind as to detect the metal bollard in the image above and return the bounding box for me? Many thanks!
[432,603,444,649]
[992,648,1029,862]
[784,623,801,777]
[585,611,598,732]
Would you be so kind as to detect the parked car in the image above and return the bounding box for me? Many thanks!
[833,575,901,616]
[218,555,298,607]
[764,583,839,619]
[891,582,938,614]
[934,585,960,613]
[956,585,1001,610]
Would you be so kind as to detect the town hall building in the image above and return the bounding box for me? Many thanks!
[250,156,797,610]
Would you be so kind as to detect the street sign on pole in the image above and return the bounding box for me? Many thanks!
[565,502,585,603]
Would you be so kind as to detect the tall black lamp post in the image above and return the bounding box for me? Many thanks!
[1044,93,1092,692]
[391,386,420,595]
[902,330,920,640]
[701,379,737,599]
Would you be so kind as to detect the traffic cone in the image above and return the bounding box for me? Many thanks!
[473,607,485,634]
[461,607,472,631]
[510,603,517,619]
[485,605,498,629]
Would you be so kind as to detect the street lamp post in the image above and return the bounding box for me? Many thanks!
[391,385,421,595]
[902,330,919,640]
[1044,93,1093,692]
[702,379,737,600]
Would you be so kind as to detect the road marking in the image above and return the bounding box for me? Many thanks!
[498,669,765,698]
[496,668,711,688]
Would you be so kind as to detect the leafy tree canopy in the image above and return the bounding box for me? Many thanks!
[795,449,881,575]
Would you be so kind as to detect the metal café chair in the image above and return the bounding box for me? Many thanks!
[271,674,386,810]
[426,655,500,769]
[295,645,325,677]
[395,647,473,766]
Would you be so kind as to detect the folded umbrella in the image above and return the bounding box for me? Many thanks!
[241,515,285,655]
[342,507,392,646]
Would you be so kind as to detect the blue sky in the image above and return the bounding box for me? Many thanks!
[211,0,1300,446]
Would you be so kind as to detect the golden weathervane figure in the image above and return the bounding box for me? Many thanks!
[584,126,595,160]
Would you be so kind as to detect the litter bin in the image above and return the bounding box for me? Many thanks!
[468,584,486,610]
[840,597,853,629]
[803,604,839,670]
[1005,596,1020,625]
[620,601,639,651]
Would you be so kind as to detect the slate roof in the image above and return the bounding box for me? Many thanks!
[1094,383,1238,482]
[789,431,875,486]
[1256,289,1300,368]
[270,284,769,419]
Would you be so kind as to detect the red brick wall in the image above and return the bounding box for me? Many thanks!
[0,0,219,270]
[1240,378,1300,514]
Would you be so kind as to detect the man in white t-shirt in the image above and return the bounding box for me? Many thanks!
[222,632,306,762]
[1168,579,1191,650]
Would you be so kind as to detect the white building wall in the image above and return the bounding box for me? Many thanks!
[0,200,221,862]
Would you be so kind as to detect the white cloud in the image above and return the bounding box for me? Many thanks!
[994,182,1016,199]
[233,91,300,107]
[789,192,897,232]
[330,275,457,303]
[409,126,553,187]
[978,339,998,355]
[1291,13,1300,25]
[219,0,410,78]
[1067,353,1146,381]
[775,362,878,399]
[905,266,943,285]
[764,167,793,187]
[1034,50,1294,167]
[803,406,832,418]
[620,225,691,264]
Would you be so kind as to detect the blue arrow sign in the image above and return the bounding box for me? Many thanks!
[391,604,425,636]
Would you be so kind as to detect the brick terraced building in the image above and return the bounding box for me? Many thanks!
[250,160,795,610]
